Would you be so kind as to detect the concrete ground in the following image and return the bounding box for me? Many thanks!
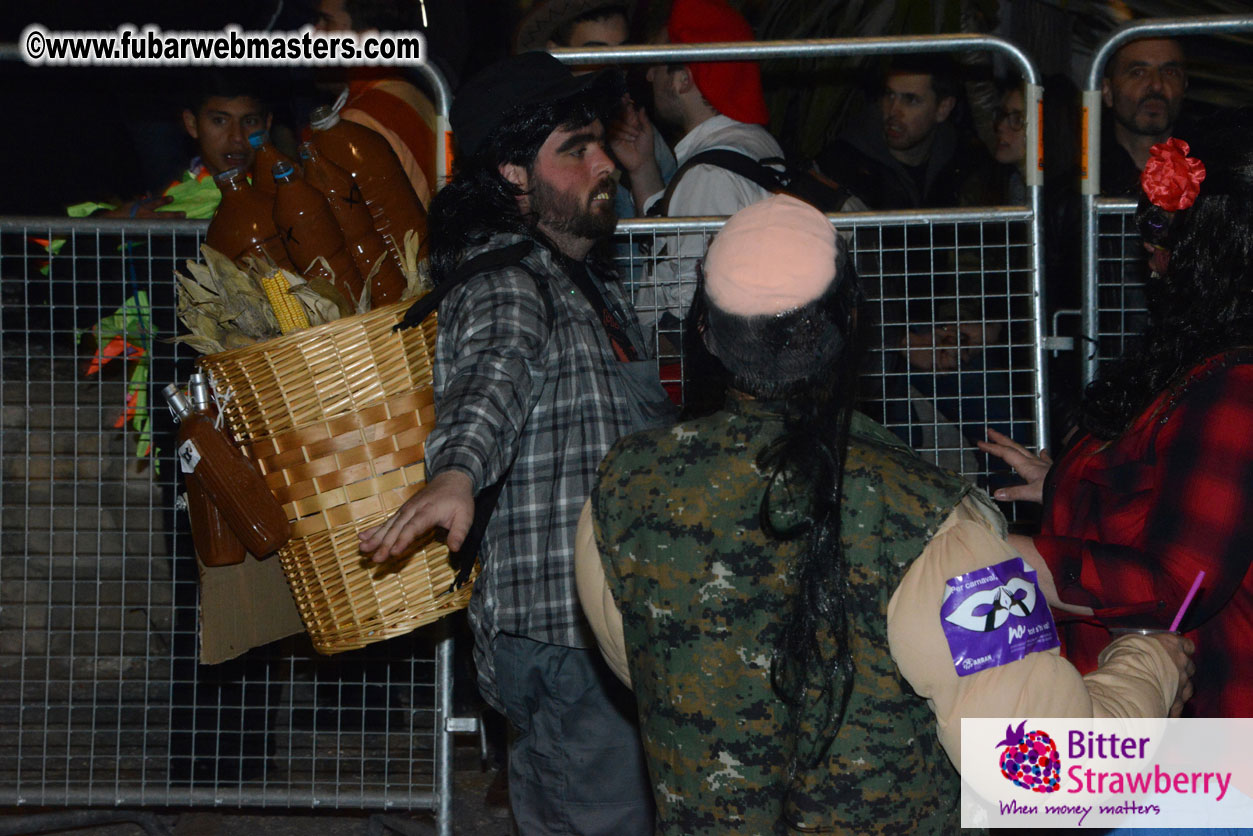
[0,742,512,836]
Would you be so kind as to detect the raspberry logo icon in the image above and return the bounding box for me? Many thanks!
[996,720,1061,793]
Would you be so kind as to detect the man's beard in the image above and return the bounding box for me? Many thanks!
[1118,93,1177,137]
[529,174,618,241]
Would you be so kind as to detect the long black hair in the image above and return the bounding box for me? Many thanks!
[703,245,865,780]
[1079,107,1253,440]
[428,88,617,285]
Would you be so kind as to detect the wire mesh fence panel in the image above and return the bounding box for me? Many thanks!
[1,205,1046,814]
[0,220,452,814]
[611,208,1043,520]
[1092,201,1148,374]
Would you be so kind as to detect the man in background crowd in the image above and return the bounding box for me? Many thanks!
[818,56,1007,474]
[514,0,632,56]
[610,0,783,337]
[1089,37,1190,412]
[817,55,990,211]
[513,0,678,226]
[70,71,273,220]
[1100,37,1188,196]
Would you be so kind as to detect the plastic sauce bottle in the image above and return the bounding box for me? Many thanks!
[272,160,365,306]
[164,383,291,559]
[308,106,425,306]
[299,141,408,308]
[248,130,297,198]
[182,374,247,567]
[205,167,296,271]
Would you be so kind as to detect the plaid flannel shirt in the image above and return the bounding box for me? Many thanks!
[423,232,650,710]
[1036,350,1253,717]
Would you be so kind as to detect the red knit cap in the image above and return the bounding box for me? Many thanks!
[666,0,768,125]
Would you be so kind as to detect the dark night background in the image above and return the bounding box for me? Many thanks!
[3,0,1250,217]
[0,0,507,216]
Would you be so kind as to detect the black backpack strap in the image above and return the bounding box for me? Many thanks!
[648,149,784,217]
[767,157,857,214]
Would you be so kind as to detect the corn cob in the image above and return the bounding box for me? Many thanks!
[261,270,310,334]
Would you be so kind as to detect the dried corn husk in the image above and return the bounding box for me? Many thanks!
[279,255,354,321]
[172,248,279,354]
[357,254,381,314]
[402,228,431,298]
[172,233,431,354]
[173,247,324,354]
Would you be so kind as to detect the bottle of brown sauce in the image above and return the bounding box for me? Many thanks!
[182,374,247,567]
[248,130,298,198]
[272,160,366,306]
[308,106,425,306]
[164,383,291,559]
[205,167,296,272]
[299,141,409,308]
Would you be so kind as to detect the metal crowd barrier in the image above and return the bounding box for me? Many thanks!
[613,210,1041,500]
[1079,14,1253,385]
[0,204,1044,832]
[1089,197,1147,371]
[564,35,1047,502]
[0,44,466,834]
[0,218,462,834]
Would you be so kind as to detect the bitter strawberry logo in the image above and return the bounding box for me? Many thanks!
[997,720,1061,793]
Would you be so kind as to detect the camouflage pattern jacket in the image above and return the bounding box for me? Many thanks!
[578,399,1184,834]
[590,400,971,834]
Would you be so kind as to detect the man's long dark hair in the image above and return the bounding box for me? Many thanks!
[428,92,613,286]
[704,247,864,782]
[1078,107,1253,440]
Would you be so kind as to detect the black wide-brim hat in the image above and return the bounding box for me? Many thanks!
[451,51,621,160]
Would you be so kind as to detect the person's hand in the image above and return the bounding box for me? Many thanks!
[358,470,474,562]
[978,428,1052,503]
[608,98,665,209]
[1149,632,1196,717]
[607,98,656,176]
[102,194,184,220]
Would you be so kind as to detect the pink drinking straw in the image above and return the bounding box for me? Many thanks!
[1168,570,1206,632]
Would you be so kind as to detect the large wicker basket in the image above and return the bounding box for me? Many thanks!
[197,299,472,654]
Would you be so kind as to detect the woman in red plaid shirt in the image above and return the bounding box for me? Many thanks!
[982,108,1253,718]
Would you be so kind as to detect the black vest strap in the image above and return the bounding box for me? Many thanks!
[392,240,552,592]
[563,260,640,362]
[393,240,542,332]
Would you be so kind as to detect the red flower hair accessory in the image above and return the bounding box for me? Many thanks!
[1140,137,1206,212]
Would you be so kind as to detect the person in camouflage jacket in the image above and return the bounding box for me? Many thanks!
[573,195,1195,835]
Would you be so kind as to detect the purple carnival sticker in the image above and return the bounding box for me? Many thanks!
[941,557,1059,677]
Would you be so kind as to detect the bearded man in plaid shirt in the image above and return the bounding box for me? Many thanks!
[360,52,673,834]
